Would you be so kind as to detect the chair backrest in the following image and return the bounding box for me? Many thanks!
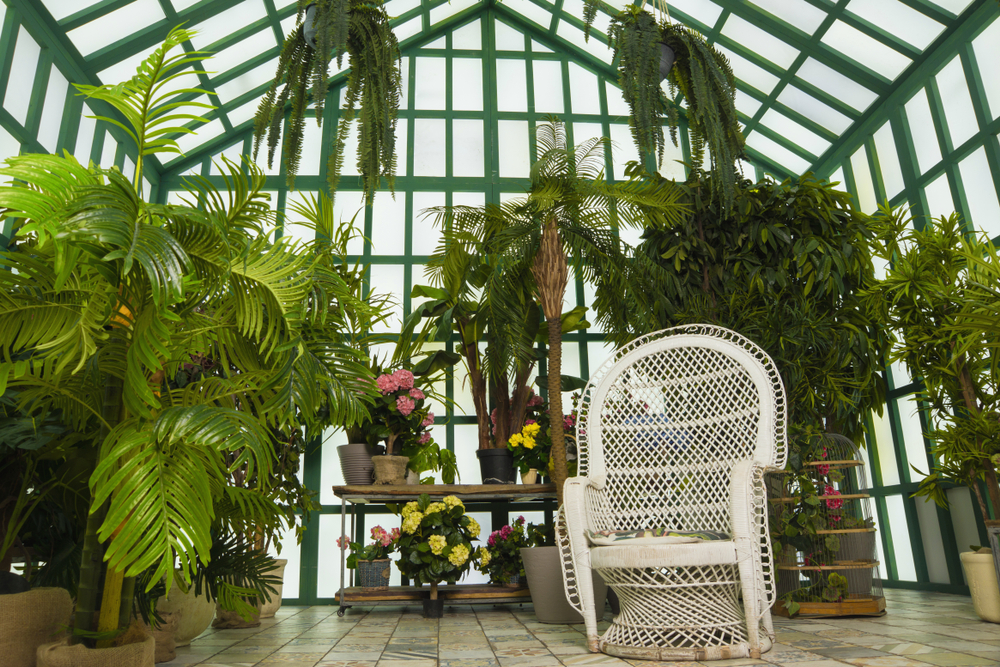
[576,325,787,535]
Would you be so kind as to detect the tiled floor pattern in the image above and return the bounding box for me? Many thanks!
[159,588,1000,667]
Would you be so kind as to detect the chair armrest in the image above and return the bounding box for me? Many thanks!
[729,460,778,608]
[560,477,600,617]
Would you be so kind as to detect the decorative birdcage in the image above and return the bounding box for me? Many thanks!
[766,434,885,617]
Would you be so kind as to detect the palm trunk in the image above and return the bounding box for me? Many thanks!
[546,319,568,505]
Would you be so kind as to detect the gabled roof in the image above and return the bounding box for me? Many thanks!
[6,0,999,182]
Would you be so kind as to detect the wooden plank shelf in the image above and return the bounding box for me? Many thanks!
[773,596,886,618]
[341,584,531,602]
[332,484,556,503]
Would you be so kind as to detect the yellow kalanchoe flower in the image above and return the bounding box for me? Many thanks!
[508,433,524,448]
[428,534,447,555]
[449,543,470,566]
[524,423,541,438]
[523,436,536,450]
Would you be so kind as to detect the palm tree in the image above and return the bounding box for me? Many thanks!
[0,27,374,644]
[426,119,686,503]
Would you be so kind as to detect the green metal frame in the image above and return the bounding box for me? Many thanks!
[4,0,1000,600]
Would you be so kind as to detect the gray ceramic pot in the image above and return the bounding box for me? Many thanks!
[521,546,607,624]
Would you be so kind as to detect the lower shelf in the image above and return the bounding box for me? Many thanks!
[772,595,886,618]
[338,584,531,607]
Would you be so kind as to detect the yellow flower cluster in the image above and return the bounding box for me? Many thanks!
[449,543,470,566]
[466,517,481,538]
[428,534,447,555]
[402,501,420,517]
[479,549,491,566]
[402,511,423,534]
[425,502,447,514]
[509,423,541,450]
[443,496,464,511]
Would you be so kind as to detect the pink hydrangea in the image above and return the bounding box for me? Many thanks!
[564,414,576,430]
[816,464,830,476]
[376,374,399,394]
[390,527,401,540]
[499,525,512,540]
[409,388,425,400]
[421,413,435,427]
[418,431,432,444]
[336,535,350,548]
[393,369,415,390]
[527,393,544,408]
[525,419,536,425]
[397,395,416,416]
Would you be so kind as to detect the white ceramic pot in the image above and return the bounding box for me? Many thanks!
[260,558,288,618]
[522,469,538,484]
[962,550,1000,623]
[156,578,216,646]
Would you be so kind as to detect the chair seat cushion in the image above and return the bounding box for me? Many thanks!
[585,527,730,546]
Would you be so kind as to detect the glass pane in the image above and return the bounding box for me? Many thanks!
[958,144,1000,239]
[415,57,447,111]
[267,524,301,599]
[973,17,1000,121]
[188,0,267,50]
[846,0,943,51]
[947,486,981,582]
[413,118,446,177]
[5,27,40,127]
[821,20,911,81]
[873,122,905,199]
[850,146,878,214]
[721,15,798,69]
[797,58,879,112]
[748,0,826,34]
[496,60,528,112]
[317,514,346,596]
[452,119,484,178]
[372,192,406,255]
[936,56,979,149]
[568,63,600,115]
[759,109,829,156]
[898,395,929,480]
[452,19,482,50]
[453,58,483,111]
[498,120,530,178]
[915,496,950,584]
[369,264,405,333]
[904,88,942,174]
[495,20,525,51]
[282,191,319,246]
[885,494,917,581]
[776,85,852,134]
[411,191,446,256]
[924,172,955,219]
[716,45,780,95]
[37,67,69,152]
[67,0,166,56]
[744,132,810,174]
[871,407,899,486]
[0,125,19,162]
[533,60,564,114]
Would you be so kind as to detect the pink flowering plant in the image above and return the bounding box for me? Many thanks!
[339,525,400,568]
[476,516,530,585]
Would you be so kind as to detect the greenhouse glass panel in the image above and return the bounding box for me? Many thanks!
[66,0,166,56]
[958,145,1000,239]
[924,172,956,218]
[904,88,942,174]
[5,26,40,127]
[936,56,980,149]
[747,0,826,35]
[846,0,944,51]
[885,495,918,581]
[915,497,950,584]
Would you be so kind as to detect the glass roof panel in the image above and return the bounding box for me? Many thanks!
[666,0,723,28]
[747,0,827,35]
[972,17,1000,120]
[6,27,40,127]
[170,0,205,10]
[745,132,811,174]
[188,0,268,49]
[387,0,422,15]
[926,0,973,14]
[495,20,525,50]
[776,85,853,134]
[904,88,942,174]
[721,15,799,69]
[735,90,762,119]
[821,20,912,80]
[936,55,979,149]
[505,0,551,29]
[430,0,478,26]
[453,20,483,49]
[797,58,879,112]
[66,0,167,56]
[43,1,102,21]
[846,0,944,51]
[213,58,279,103]
[758,109,830,157]
[209,29,279,78]
[715,45,781,95]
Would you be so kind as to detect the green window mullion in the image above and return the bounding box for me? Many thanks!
[865,136,888,205]
[0,11,21,112]
[838,11,920,61]
[483,13,499,204]
[297,436,324,605]
[892,106,931,222]
[57,84,83,156]
[840,151,863,221]
[23,48,52,142]
[57,0,135,33]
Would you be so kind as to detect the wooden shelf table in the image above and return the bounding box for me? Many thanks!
[331,484,556,616]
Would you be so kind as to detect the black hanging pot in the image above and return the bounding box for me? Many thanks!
[477,448,515,484]
[422,598,444,618]
[303,3,318,49]
[659,42,676,80]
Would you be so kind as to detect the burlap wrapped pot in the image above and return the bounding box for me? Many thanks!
[0,587,73,667]
[36,635,155,667]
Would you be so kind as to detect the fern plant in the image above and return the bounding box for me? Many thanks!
[586,2,744,212]
[253,0,401,204]
[0,27,375,646]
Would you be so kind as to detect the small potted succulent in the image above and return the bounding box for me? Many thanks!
[338,525,399,591]
[477,516,530,586]
[394,494,481,617]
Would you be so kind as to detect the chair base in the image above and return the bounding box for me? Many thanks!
[602,636,773,662]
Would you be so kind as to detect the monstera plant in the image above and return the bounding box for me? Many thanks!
[0,27,375,649]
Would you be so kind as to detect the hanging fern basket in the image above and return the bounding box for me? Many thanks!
[659,43,675,80]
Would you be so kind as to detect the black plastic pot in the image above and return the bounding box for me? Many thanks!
[659,42,676,80]
[477,448,515,484]
[422,598,444,618]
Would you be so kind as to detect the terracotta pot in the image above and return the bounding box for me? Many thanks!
[259,559,288,618]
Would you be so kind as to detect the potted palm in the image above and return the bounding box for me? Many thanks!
[0,27,375,660]
[254,0,401,204]
[420,119,686,502]
[583,0,744,211]
[394,494,481,617]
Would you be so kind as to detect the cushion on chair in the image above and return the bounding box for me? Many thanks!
[585,527,730,546]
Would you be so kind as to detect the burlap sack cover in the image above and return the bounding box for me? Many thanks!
[0,588,72,667]
[36,635,154,667]
[145,611,178,663]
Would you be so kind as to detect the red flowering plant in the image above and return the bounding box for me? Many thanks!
[338,525,400,568]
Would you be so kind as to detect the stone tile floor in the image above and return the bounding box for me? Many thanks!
[159,588,1000,667]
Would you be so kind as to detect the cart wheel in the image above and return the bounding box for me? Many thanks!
[337,608,346,617]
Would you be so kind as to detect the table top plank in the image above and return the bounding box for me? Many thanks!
[332,484,556,502]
